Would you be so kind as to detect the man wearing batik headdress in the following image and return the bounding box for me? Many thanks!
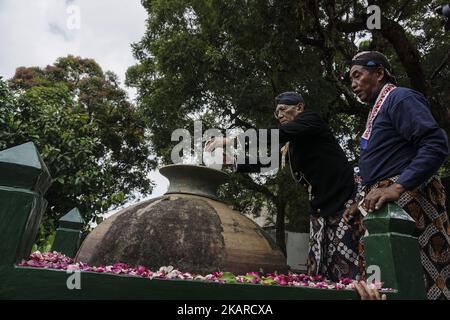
[206,92,364,282]
[345,51,450,300]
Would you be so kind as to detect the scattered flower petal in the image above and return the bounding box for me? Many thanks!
[17,251,394,292]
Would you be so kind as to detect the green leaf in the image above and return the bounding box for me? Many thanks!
[219,272,237,284]
[261,277,277,286]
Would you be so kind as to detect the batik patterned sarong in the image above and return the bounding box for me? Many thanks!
[364,175,450,300]
[308,206,365,282]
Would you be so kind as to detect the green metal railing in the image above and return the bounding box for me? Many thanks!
[0,142,425,299]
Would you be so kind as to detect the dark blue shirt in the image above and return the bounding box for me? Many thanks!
[359,87,449,189]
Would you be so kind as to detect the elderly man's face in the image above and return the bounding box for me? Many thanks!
[350,65,385,103]
[274,103,304,124]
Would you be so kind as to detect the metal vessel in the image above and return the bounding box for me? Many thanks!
[75,164,287,274]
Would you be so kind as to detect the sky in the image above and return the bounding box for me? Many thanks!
[0,0,170,203]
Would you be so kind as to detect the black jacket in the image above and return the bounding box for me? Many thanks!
[236,110,355,217]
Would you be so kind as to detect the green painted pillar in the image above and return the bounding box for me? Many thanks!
[52,208,85,258]
[0,142,52,265]
[363,202,426,299]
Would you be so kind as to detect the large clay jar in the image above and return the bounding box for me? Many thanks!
[75,165,287,275]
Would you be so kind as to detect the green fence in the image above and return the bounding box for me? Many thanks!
[0,142,425,299]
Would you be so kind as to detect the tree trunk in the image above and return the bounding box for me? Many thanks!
[378,18,427,95]
[377,17,450,138]
[275,202,287,257]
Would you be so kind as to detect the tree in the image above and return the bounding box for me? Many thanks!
[127,0,450,253]
[1,56,156,249]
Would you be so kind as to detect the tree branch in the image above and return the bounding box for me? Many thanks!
[296,36,324,47]
[376,17,428,95]
[430,48,450,81]
[238,173,277,203]
[393,0,412,21]
[336,19,367,33]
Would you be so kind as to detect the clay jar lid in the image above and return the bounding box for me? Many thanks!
[160,164,229,200]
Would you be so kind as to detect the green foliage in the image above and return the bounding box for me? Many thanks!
[219,272,237,284]
[32,226,56,253]
[127,0,450,248]
[128,0,342,241]
[0,55,156,247]
[219,168,310,233]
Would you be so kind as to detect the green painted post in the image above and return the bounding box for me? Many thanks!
[52,208,85,257]
[0,142,52,265]
[363,202,426,299]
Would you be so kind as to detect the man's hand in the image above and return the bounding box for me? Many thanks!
[204,137,231,152]
[354,281,387,300]
[343,202,359,224]
[363,183,405,213]
[204,137,234,165]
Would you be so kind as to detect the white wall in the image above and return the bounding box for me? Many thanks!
[264,228,309,273]
[285,231,309,273]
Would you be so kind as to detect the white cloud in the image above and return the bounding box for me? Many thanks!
[0,0,170,201]
[0,0,147,100]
